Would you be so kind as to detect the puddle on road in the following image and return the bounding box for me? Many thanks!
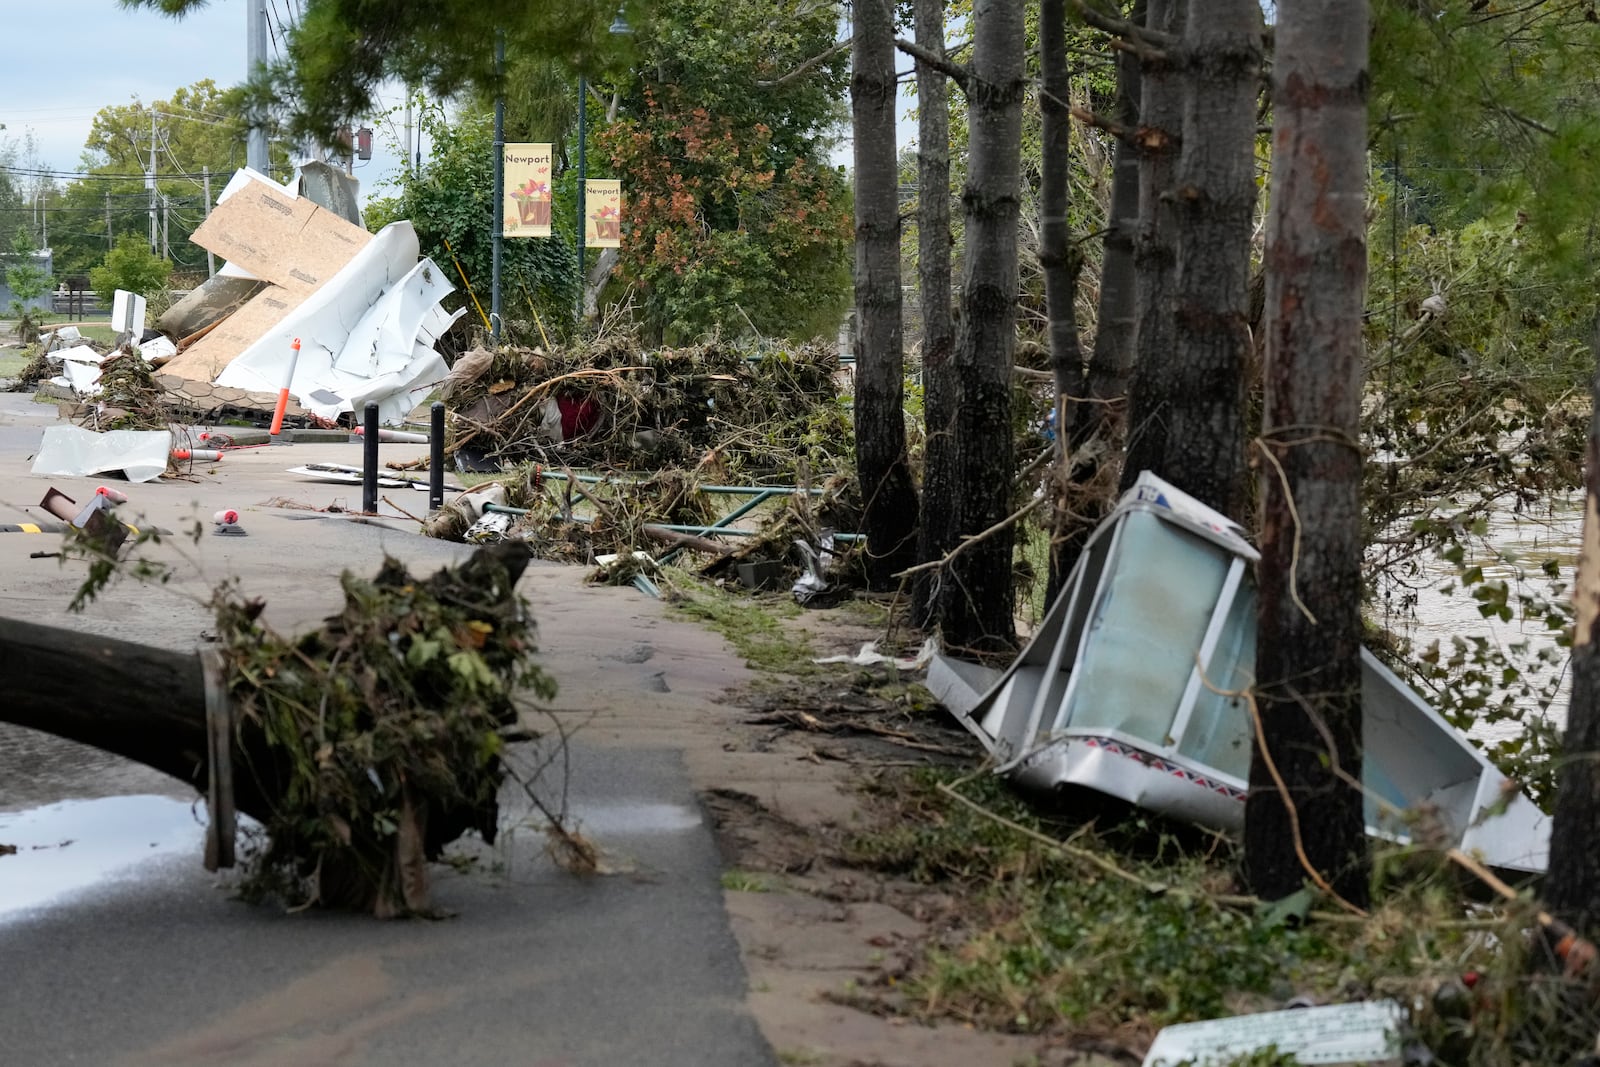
[0,795,205,922]
[567,801,702,836]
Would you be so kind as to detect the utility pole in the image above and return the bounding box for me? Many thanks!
[40,189,46,248]
[202,165,215,277]
[148,111,159,254]
[491,34,504,344]
[161,195,169,261]
[404,91,413,176]
[577,75,587,323]
[105,191,113,251]
[246,0,269,173]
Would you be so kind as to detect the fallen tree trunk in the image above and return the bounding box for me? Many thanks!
[0,617,281,819]
[0,545,552,916]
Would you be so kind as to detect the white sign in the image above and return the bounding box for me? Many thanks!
[1142,1001,1404,1067]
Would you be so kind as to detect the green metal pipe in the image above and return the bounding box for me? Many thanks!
[479,502,859,540]
[532,470,823,495]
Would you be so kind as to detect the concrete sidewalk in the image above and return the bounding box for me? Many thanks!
[0,393,775,1066]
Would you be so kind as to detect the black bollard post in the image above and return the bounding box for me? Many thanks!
[362,401,379,515]
[429,402,445,511]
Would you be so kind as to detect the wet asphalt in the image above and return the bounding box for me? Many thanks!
[0,394,775,1066]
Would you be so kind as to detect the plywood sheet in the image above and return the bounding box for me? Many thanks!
[160,285,300,383]
[189,178,370,294]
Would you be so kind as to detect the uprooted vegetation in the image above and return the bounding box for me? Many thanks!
[727,757,1594,1064]
[416,336,877,596]
[692,591,1598,1066]
[439,336,854,480]
[205,544,590,916]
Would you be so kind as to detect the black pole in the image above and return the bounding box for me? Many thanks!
[362,401,380,514]
[491,32,505,344]
[429,401,445,510]
[576,74,587,325]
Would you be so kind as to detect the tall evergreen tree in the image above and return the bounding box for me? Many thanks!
[912,0,958,627]
[1245,0,1372,908]
[1119,0,1185,493]
[851,0,921,588]
[1546,347,1600,935]
[1038,0,1087,604]
[941,0,1027,653]
[1158,0,1261,521]
[1048,2,1144,600]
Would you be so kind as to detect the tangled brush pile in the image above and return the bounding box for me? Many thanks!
[211,544,559,916]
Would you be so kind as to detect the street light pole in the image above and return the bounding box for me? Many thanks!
[576,8,633,326]
[491,33,505,345]
[576,75,587,324]
[246,0,269,173]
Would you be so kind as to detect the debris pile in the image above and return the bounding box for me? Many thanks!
[212,544,564,916]
[424,459,866,597]
[443,337,850,481]
[18,167,462,430]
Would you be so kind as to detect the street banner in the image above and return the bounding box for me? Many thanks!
[585,179,623,248]
[503,143,553,238]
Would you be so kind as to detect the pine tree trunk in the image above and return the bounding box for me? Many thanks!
[852,0,920,590]
[1244,0,1371,908]
[913,0,958,627]
[1049,0,1143,602]
[942,0,1026,654]
[1159,0,1260,522]
[1544,346,1600,936]
[1119,0,1186,491]
[1039,0,1087,606]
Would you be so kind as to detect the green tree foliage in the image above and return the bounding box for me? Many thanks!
[122,0,626,145]
[595,0,852,342]
[5,228,51,303]
[90,234,172,303]
[0,132,42,246]
[46,80,289,278]
[1363,1,1600,719]
[366,107,577,341]
[5,227,53,343]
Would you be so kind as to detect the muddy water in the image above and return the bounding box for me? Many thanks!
[0,723,206,923]
[1384,496,1582,736]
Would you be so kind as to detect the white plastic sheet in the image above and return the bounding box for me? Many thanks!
[213,222,462,425]
[31,425,170,483]
[1142,1001,1403,1067]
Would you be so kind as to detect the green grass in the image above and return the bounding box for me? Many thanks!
[43,323,119,347]
[670,577,814,673]
[0,352,27,378]
[840,768,1592,1062]
[720,868,774,892]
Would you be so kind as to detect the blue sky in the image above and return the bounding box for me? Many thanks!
[0,0,404,190]
[1,2,910,191]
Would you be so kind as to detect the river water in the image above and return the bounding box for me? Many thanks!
[1382,495,1583,739]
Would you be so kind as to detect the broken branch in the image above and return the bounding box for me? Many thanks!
[894,37,971,92]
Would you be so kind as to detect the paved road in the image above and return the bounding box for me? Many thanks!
[0,394,775,1066]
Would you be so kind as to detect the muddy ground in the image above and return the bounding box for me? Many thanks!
[658,594,1132,1067]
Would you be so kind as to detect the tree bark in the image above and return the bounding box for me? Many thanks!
[1039,0,1087,605]
[0,617,280,822]
[1244,0,1372,908]
[852,0,921,590]
[942,0,1026,654]
[1545,342,1600,935]
[1048,0,1144,604]
[1119,0,1186,492]
[1159,0,1261,522]
[913,0,958,628]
